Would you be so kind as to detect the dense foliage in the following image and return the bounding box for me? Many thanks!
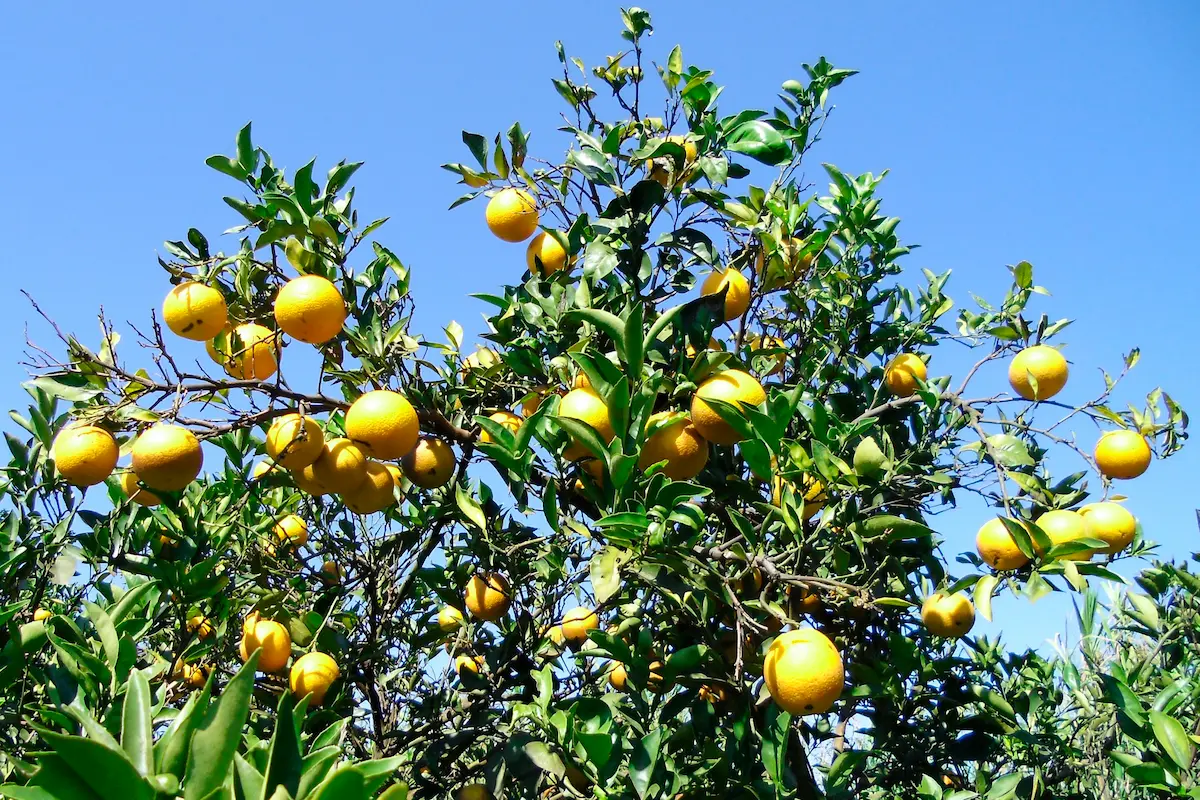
[0,9,1193,800]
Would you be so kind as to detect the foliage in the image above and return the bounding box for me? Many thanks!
[0,8,1192,800]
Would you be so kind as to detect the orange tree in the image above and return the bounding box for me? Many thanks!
[0,9,1191,800]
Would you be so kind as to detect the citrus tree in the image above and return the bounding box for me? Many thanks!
[0,8,1191,800]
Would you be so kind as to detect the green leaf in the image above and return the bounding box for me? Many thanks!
[726,121,790,165]
[629,728,662,799]
[455,483,487,532]
[462,132,488,171]
[42,730,154,800]
[983,433,1035,467]
[555,417,610,463]
[205,155,248,181]
[84,602,119,668]
[235,122,257,175]
[261,691,302,800]
[235,753,264,799]
[0,786,63,800]
[523,742,565,776]
[590,547,623,604]
[307,765,368,800]
[378,784,409,800]
[563,308,627,360]
[1150,710,1195,770]
[154,682,212,777]
[109,581,159,626]
[121,670,153,776]
[184,652,260,800]
[974,574,998,622]
[354,755,405,795]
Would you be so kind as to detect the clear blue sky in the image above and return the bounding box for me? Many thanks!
[1,2,1196,649]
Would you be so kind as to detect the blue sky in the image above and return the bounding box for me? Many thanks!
[1,2,1196,650]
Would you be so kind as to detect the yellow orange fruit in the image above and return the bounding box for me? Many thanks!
[486,187,539,242]
[921,592,975,638]
[572,372,592,390]
[558,388,615,461]
[290,651,340,705]
[438,605,465,633]
[763,629,844,715]
[52,425,119,486]
[249,460,275,482]
[638,412,709,480]
[162,282,228,342]
[242,618,291,672]
[700,268,751,322]
[608,663,628,691]
[1035,509,1089,560]
[343,460,397,514]
[560,607,599,647]
[975,518,1031,571]
[307,438,368,494]
[206,323,278,380]
[274,275,346,344]
[33,608,52,622]
[773,473,828,521]
[455,654,485,677]
[684,337,722,360]
[788,586,824,617]
[884,353,927,397]
[520,386,551,418]
[187,615,214,639]
[526,231,569,276]
[465,572,512,622]
[401,437,455,489]
[320,560,343,583]
[266,413,324,469]
[480,410,522,445]
[690,369,766,445]
[273,514,308,549]
[1079,502,1137,555]
[118,469,162,506]
[291,465,329,497]
[1094,430,1152,480]
[131,424,203,492]
[1008,345,1068,401]
[345,390,420,460]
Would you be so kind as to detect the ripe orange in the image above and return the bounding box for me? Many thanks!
[560,607,599,647]
[307,438,368,494]
[33,608,52,622]
[207,323,278,380]
[465,572,512,622]
[455,654,485,677]
[884,353,927,397]
[343,460,397,514]
[638,412,709,480]
[921,592,975,637]
[975,517,1031,571]
[700,268,750,322]
[762,629,844,714]
[118,469,162,506]
[242,618,291,672]
[1094,430,1151,480]
[438,605,465,633]
[162,282,227,342]
[290,651,340,705]
[273,514,308,549]
[608,663,628,691]
[1035,509,1089,560]
[691,369,765,445]
[1079,502,1137,555]
[479,410,522,445]
[345,390,420,460]
[526,232,569,276]
[1008,345,1068,401]
[131,424,203,492]
[266,413,324,469]
[486,188,539,242]
[401,437,455,489]
[558,388,615,461]
[52,425,118,486]
[187,615,214,639]
[274,275,346,344]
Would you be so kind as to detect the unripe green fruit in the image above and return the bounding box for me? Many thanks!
[854,436,888,478]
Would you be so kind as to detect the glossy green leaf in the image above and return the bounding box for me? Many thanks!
[184,652,259,800]
[42,730,154,800]
[121,670,153,776]
[1150,710,1195,770]
[261,691,302,800]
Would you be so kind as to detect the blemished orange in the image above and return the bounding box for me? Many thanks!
[206,323,278,380]
[884,353,927,397]
[401,437,455,489]
[242,618,291,672]
[479,411,522,445]
[526,231,569,276]
[345,390,420,460]
[307,438,368,494]
[162,282,227,341]
[1008,344,1068,401]
[975,517,1032,571]
[274,275,346,344]
[52,425,118,486]
[118,469,162,506]
[638,412,709,480]
[1094,430,1152,480]
[290,652,340,705]
[266,413,324,469]
[700,268,750,322]
[560,607,599,647]
[690,369,766,445]
[1035,509,1089,560]
[558,388,615,461]
[486,187,539,242]
[465,572,512,622]
[273,514,308,548]
[1079,502,1137,555]
[342,460,397,515]
[921,592,975,637]
[131,424,203,492]
[762,629,844,714]
[320,560,343,583]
